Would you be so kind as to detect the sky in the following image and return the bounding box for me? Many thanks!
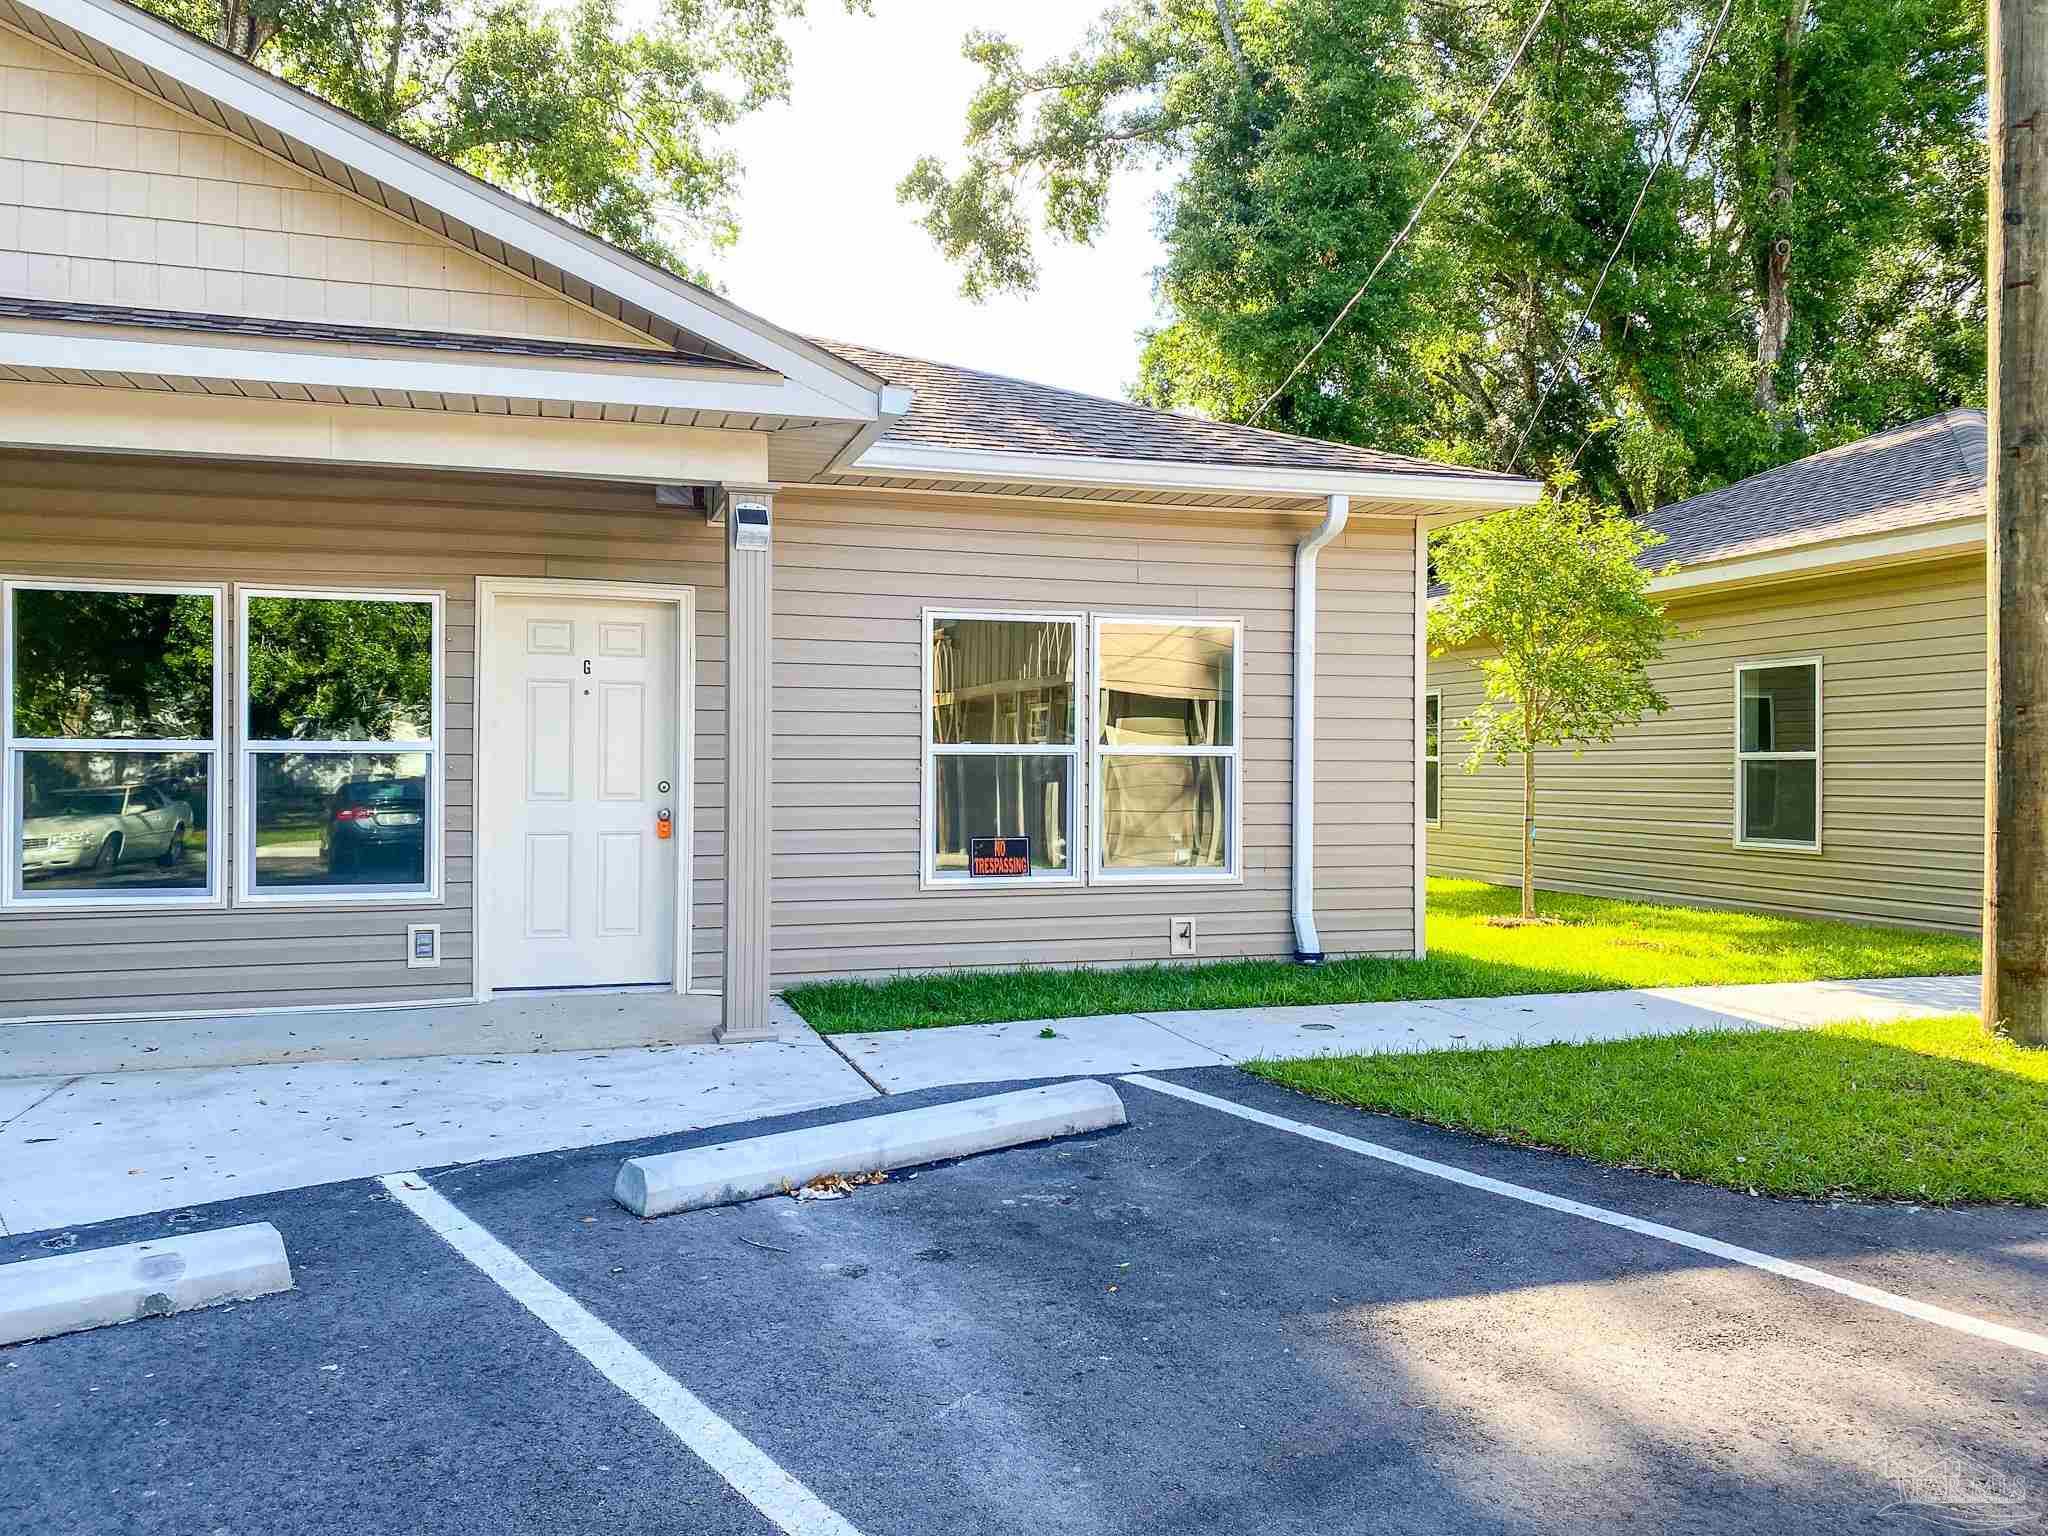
[711,1,1174,401]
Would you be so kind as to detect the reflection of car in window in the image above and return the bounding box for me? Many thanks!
[319,777,428,882]
[20,782,193,878]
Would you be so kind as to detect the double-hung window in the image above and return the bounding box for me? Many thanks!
[1734,658,1821,851]
[3,579,223,905]
[1424,691,1442,827]
[239,589,443,903]
[924,610,1081,883]
[1093,616,1241,881]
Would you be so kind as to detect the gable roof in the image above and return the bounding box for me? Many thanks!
[2,0,1541,508]
[814,339,1525,485]
[3,0,887,420]
[1644,410,1985,569]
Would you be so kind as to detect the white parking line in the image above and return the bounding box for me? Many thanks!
[1121,1074,2048,1360]
[379,1173,866,1536]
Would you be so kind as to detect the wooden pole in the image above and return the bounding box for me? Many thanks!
[1989,0,2048,1046]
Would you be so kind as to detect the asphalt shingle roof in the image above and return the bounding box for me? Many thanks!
[1642,409,1986,568]
[812,338,1525,483]
[0,295,745,370]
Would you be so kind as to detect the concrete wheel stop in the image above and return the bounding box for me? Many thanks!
[614,1079,1127,1218]
[0,1223,294,1346]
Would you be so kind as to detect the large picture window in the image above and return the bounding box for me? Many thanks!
[239,589,442,902]
[924,611,1080,883]
[1735,658,1821,851]
[3,580,223,905]
[1093,615,1241,881]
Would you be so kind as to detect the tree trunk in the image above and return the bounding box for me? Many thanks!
[1521,749,1536,919]
[1753,0,1807,414]
[1213,1,1252,85]
[1988,0,2048,1047]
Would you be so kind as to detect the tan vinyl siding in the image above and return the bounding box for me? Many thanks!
[0,24,655,346]
[1426,558,1986,931]
[767,494,1419,979]
[0,449,727,1021]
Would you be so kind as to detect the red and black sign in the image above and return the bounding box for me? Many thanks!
[969,836,1031,877]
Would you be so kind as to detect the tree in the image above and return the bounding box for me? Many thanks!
[1428,491,1676,917]
[137,0,872,279]
[903,0,1986,507]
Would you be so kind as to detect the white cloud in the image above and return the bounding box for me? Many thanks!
[711,1,1174,400]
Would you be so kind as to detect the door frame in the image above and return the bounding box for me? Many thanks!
[472,576,697,1003]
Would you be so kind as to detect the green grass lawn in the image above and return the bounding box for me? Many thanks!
[1248,1015,2048,1205]
[784,878,1980,1034]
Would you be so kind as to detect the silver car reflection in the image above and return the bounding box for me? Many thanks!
[21,783,194,877]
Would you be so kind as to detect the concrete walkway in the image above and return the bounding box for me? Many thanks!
[831,974,1979,1092]
[0,1035,874,1234]
[0,973,1977,1235]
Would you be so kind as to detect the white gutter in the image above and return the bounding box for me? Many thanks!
[850,441,1545,505]
[1291,492,1349,961]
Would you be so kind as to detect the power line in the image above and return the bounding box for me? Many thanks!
[1506,0,1736,474]
[1246,0,1555,428]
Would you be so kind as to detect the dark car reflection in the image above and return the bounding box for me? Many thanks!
[319,776,427,883]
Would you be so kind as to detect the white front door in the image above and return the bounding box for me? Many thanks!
[483,594,680,989]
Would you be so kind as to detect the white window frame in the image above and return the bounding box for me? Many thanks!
[1424,689,1443,829]
[920,606,1085,891]
[1090,612,1245,885]
[236,585,446,907]
[1,577,227,911]
[1733,655,1822,854]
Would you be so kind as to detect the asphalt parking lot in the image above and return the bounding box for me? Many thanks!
[7,1067,2046,1536]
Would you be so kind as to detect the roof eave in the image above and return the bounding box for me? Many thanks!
[1647,514,1987,599]
[845,441,1544,508]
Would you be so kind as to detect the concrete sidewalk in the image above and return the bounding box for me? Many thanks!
[831,974,1980,1092]
[0,973,1977,1235]
[0,1035,875,1234]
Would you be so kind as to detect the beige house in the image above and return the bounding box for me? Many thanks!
[1428,411,1987,932]
[0,0,1539,1054]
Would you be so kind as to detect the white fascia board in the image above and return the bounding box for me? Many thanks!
[823,385,916,474]
[1648,516,1986,598]
[0,328,869,420]
[848,440,1545,506]
[32,0,887,420]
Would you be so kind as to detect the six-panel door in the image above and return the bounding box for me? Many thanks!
[483,596,680,989]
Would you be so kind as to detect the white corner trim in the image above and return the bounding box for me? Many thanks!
[1413,525,1430,958]
[1650,517,1986,597]
[20,0,886,418]
[1291,496,1349,960]
[850,441,1545,506]
[0,327,868,423]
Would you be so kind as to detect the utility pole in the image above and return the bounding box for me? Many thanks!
[1988,0,2048,1046]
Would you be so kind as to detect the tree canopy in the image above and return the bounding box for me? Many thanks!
[139,0,871,280]
[902,0,1986,509]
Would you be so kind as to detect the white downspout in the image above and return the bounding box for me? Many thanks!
[1292,492,1349,961]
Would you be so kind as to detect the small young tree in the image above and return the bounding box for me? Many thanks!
[1428,490,1677,919]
